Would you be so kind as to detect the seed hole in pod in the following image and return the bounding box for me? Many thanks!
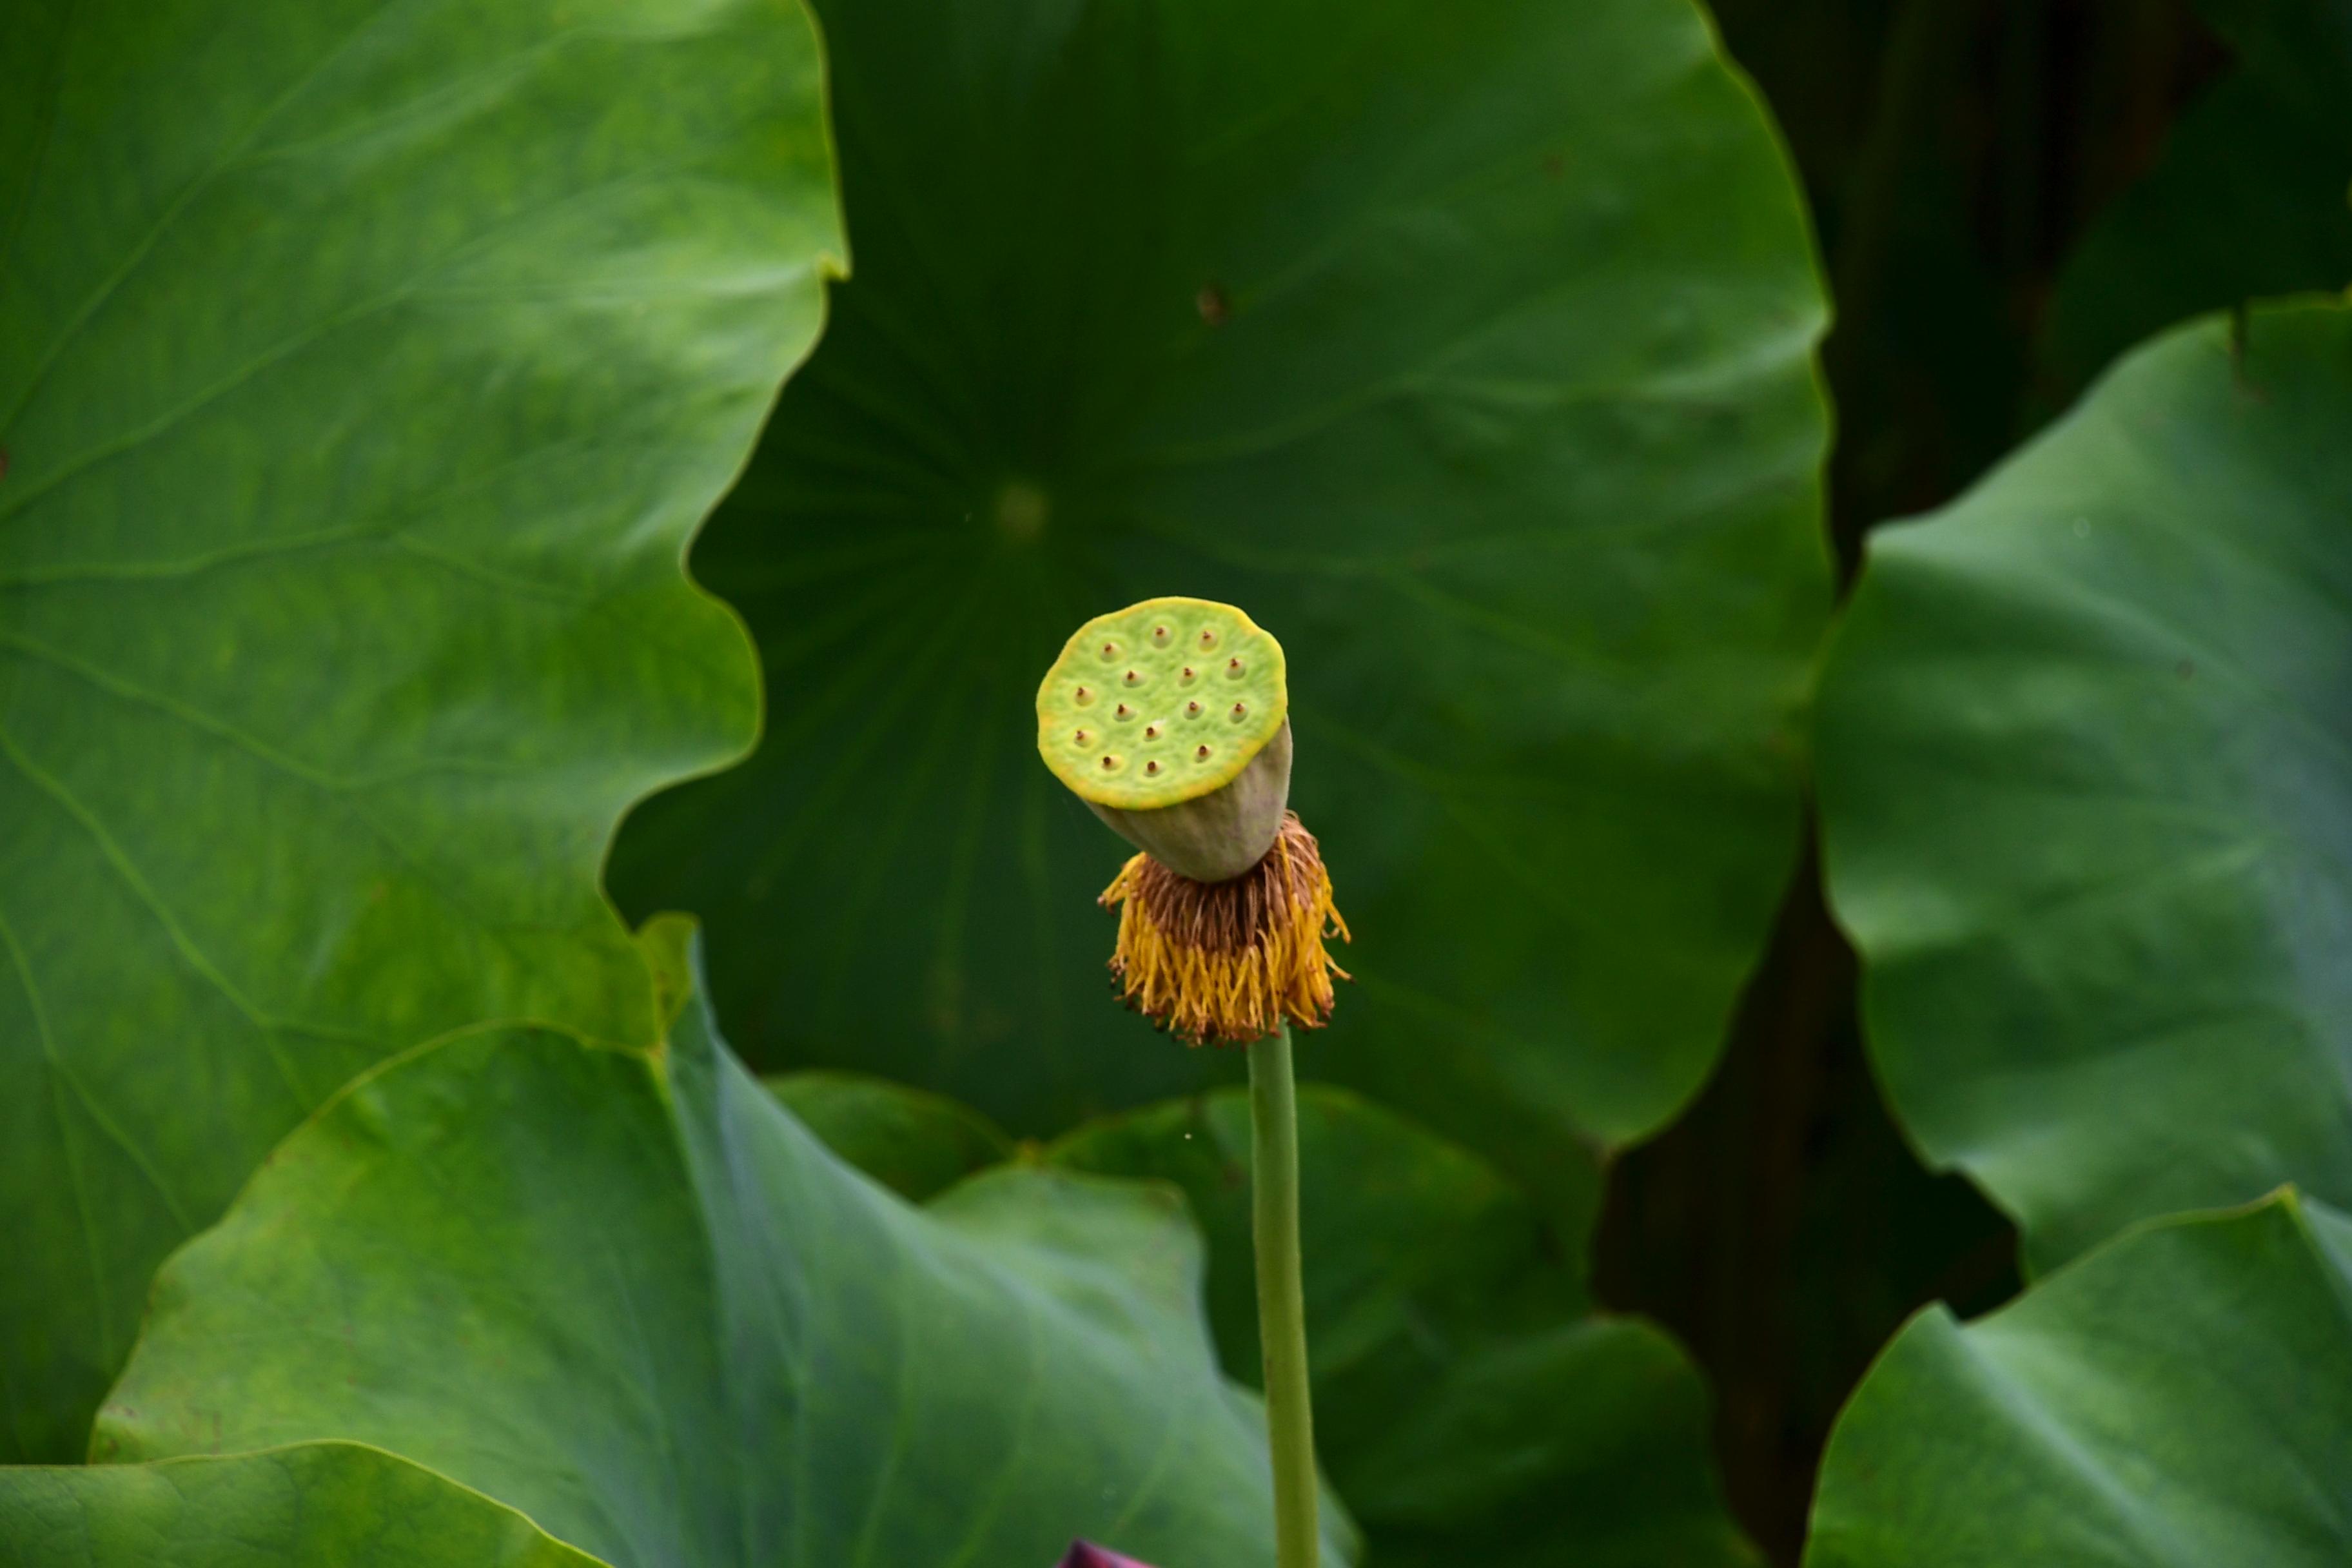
[1194,744,1211,761]
[1144,759,1161,775]
[1122,669,1143,687]
[1196,628,1218,651]
[1151,625,1171,646]
[1114,703,1133,721]
[1185,700,1202,717]
[1226,657,1245,678]
[1230,702,1246,721]
[1143,724,1160,740]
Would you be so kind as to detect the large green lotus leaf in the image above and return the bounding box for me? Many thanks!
[1046,1088,1756,1567]
[1818,299,2352,1270]
[91,952,1355,1568]
[0,1443,601,1568]
[0,0,836,1459]
[1806,1191,2352,1567]
[607,0,1832,1196]
[2040,0,2352,396]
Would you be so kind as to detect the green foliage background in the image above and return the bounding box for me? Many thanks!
[606,0,1834,1220]
[4,0,2349,1564]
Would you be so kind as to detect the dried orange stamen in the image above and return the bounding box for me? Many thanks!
[1098,812,1350,1045]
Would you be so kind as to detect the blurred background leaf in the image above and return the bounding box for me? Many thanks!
[0,1444,605,1568]
[2041,0,2352,397]
[1818,299,2352,1271]
[769,1068,1015,1201]
[92,950,1353,1568]
[1806,1191,2352,1567]
[0,0,834,1460]
[607,0,1835,1222]
[1707,0,2221,560]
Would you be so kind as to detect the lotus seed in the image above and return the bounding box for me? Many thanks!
[1145,760,1161,774]
[1181,667,1197,683]
[1231,701,1246,720]
[1227,658,1244,677]
[1074,685,1093,704]
[1115,703,1134,720]
[1186,700,1202,716]
[1074,728,1090,745]
[1152,625,1171,645]
[1195,744,1211,760]
[1197,629,1217,650]
[1123,669,1143,686]
[1144,724,1161,739]
[1100,642,1119,660]
[1101,754,1119,770]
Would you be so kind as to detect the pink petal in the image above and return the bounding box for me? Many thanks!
[1057,1542,1158,1568]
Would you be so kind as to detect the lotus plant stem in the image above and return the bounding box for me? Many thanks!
[1250,1019,1318,1568]
[1035,599,1346,1566]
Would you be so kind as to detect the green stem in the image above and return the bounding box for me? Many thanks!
[1249,1021,1318,1568]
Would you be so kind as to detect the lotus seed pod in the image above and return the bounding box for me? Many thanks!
[1036,596,1291,881]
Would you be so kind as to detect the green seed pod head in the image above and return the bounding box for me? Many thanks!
[1035,597,1288,810]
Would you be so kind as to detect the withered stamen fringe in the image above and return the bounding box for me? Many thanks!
[1099,812,1351,1045]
